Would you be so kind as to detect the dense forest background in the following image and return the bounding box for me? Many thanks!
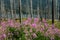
[0,0,60,19]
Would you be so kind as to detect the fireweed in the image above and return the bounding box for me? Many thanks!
[0,18,60,40]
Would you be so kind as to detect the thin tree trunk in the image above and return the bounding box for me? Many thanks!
[0,0,1,23]
[18,0,22,23]
[10,0,14,19]
[13,0,16,19]
[58,1,60,21]
[30,0,33,18]
[59,5,60,21]
[55,0,58,19]
[1,0,6,20]
[47,0,50,19]
[40,0,42,21]
[52,0,54,24]
[37,1,40,18]
[44,8,46,20]
[26,0,30,18]
[0,0,2,20]
[57,0,59,20]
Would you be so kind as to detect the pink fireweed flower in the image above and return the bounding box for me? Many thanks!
[42,18,46,23]
[8,33,11,36]
[50,27,60,34]
[23,17,32,26]
[52,28,60,37]
[0,26,6,36]
[23,20,29,25]
[50,37,54,40]
[9,22,15,27]
[7,19,15,27]
[31,23,37,28]
[27,17,32,22]
[23,19,31,26]
[2,34,6,38]
[37,22,42,28]
[34,18,39,23]
[40,26,45,33]
[30,29,32,33]
[0,27,6,32]
[45,27,55,37]
[45,27,55,38]
[0,34,6,40]
[44,23,48,27]
[44,31,49,37]
[40,27,44,31]
[1,21,7,27]
[52,24,55,29]
[0,35,3,40]
[32,33,37,38]
[14,22,20,27]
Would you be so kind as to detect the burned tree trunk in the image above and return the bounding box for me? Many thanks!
[52,0,54,24]
[18,0,22,23]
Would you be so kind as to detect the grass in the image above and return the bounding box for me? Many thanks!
[47,20,60,29]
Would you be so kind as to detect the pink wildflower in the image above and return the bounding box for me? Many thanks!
[50,37,54,40]
[52,24,55,29]
[9,22,14,27]
[44,23,48,27]
[30,29,32,33]
[32,33,37,38]
[1,21,7,27]
[31,23,37,28]
[7,19,15,27]
[2,34,6,38]
[42,18,46,23]
[23,20,29,25]
[15,22,20,27]
[27,17,32,22]
[0,34,6,40]
[34,18,39,23]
